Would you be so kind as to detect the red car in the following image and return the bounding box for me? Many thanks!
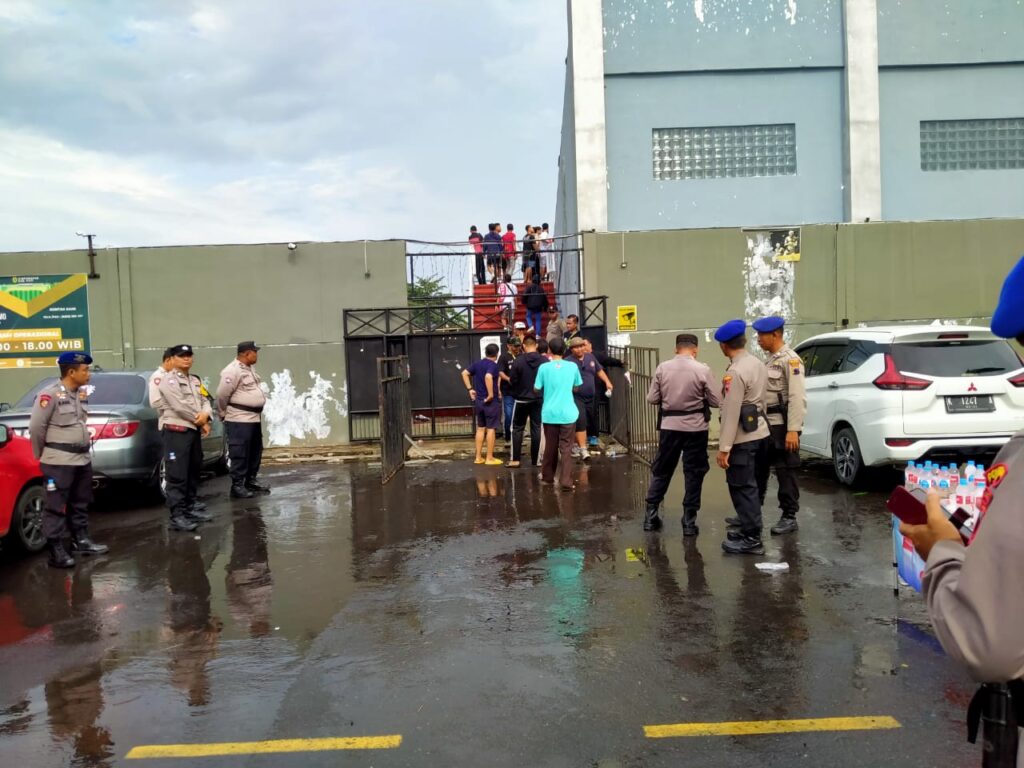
[0,424,45,554]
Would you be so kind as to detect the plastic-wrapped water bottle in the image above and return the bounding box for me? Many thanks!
[964,460,977,484]
[948,464,960,492]
[937,478,951,498]
[904,461,918,489]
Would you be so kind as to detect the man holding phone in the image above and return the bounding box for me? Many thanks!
[901,255,1024,760]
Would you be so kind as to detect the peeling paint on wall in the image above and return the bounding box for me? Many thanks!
[744,232,796,334]
[263,369,349,447]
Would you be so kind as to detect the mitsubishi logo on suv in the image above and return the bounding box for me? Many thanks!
[967,382,978,392]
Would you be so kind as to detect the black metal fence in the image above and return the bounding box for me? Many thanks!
[378,356,411,483]
[606,345,660,466]
[345,296,608,442]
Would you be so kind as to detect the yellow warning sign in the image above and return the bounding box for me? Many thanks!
[617,305,637,332]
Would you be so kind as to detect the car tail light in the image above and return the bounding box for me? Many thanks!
[92,420,140,439]
[873,354,932,390]
[1010,373,1024,388]
[885,438,918,447]
[937,333,968,340]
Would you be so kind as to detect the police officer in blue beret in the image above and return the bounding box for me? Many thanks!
[900,254,1024,761]
[27,351,108,567]
[751,316,807,535]
[714,320,771,554]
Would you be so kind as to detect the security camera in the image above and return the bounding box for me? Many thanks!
[287,242,297,250]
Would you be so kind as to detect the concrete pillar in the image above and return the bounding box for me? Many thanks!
[843,0,882,222]
[570,0,609,233]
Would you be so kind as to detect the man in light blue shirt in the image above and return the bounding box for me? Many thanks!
[534,338,582,491]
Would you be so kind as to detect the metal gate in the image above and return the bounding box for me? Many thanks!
[346,296,608,442]
[607,345,660,466]
[378,356,411,483]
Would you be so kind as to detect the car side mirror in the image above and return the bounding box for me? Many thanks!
[0,402,10,412]
[0,424,9,447]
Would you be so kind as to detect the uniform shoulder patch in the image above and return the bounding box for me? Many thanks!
[38,394,51,408]
[154,377,161,386]
[987,463,1009,489]
[788,357,801,368]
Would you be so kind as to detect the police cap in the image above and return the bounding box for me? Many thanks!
[752,316,785,333]
[169,344,194,357]
[237,341,260,354]
[991,254,1024,339]
[713,319,747,343]
[57,352,92,365]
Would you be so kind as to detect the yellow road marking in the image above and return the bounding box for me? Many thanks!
[644,716,901,739]
[126,735,402,759]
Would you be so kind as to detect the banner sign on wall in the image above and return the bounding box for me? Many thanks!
[617,305,638,332]
[0,274,91,370]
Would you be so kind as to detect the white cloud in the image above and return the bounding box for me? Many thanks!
[0,0,567,252]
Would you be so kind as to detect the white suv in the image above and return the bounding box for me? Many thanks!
[793,325,1024,485]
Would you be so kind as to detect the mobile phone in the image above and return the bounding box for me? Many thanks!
[887,486,929,526]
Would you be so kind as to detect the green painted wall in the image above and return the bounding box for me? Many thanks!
[586,219,1024,438]
[0,241,408,447]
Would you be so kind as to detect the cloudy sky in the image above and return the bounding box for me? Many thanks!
[0,1,567,252]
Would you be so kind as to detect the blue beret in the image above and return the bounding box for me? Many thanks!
[991,254,1024,339]
[714,319,747,343]
[752,316,785,333]
[57,352,92,365]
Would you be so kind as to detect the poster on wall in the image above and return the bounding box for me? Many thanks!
[0,274,91,370]
[769,228,801,262]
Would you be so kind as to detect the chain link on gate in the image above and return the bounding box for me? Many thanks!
[378,356,411,483]
[607,345,660,466]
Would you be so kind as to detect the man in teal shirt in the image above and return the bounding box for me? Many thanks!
[534,338,582,491]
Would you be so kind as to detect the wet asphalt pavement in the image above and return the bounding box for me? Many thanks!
[0,454,980,767]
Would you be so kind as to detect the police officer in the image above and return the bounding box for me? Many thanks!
[148,347,173,425]
[643,334,721,534]
[714,320,770,555]
[216,341,269,499]
[28,351,108,567]
[752,316,806,535]
[901,255,1024,764]
[157,344,212,531]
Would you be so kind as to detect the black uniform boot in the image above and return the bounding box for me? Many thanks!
[245,480,271,495]
[70,533,109,556]
[185,505,213,523]
[642,504,662,532]
[168,514,198,532]
[230,484,255,499]
[681,509,699,537]
[47,540,75,568]
[726,528,744,541]
[725,516,742,527]
[721,535,765,556]
[770,516,799,535]
[189,499,208,512]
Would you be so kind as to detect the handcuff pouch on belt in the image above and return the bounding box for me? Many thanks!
[739,403,763,433]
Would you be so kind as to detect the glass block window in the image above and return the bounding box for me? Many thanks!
[920,118,1024,171]
[652,124,797,181]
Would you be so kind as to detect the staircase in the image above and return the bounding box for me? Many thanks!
[471,281,558,333]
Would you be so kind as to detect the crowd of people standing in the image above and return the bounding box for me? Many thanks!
[462,320,621,491]
[468,223,554,286]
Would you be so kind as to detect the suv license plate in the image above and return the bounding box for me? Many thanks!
[945,395,995,413]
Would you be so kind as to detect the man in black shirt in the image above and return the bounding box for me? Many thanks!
[507,335,546,467]
[497,337,520,442]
